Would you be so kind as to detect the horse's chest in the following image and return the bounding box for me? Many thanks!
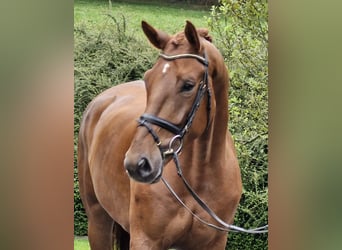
[130,181,229,248]
[156,201,222,246]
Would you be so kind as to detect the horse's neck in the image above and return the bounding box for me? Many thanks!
[197,97,228,164]
[181,121,228,188]
[183,59,229,176]
[204,52,229,161]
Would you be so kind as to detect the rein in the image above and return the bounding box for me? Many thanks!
[161,152,268,234]
[137,52,268,234]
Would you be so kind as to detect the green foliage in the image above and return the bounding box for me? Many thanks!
[74,13,157,236]
[74,168,88,236]
[207,0,268,249]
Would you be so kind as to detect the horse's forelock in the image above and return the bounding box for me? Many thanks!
[169,29,212,49]
[170,32,185,47]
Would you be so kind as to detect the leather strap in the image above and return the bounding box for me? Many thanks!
[140,114,182,135]
[161,152,269,234]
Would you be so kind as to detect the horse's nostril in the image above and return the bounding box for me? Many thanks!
[137,158,152,178]
[138,158,146,168]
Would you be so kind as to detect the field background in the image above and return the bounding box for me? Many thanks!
[74,0,210,34]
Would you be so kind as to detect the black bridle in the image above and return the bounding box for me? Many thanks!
[137,51,211,159]
[136,51,268,234]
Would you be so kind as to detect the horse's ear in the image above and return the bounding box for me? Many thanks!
[185,20,201,51]
[141,21,170,50]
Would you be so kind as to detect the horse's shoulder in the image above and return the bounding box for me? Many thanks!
[84,80,145,121]
[97,80,146,121]
[79,80,146,145]
[92,80,145,108]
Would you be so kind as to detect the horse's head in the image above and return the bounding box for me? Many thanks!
[124,21,216,183]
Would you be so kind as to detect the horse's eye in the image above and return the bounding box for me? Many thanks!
[181,81,195,92]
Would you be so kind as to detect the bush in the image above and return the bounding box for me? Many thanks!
[206,0,268,249]
[74,15,156,236]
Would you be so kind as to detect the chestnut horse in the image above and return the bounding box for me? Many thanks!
[78,21,242,250]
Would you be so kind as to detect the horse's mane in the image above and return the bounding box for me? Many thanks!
[170,28,212,47]
[197,28,212,43]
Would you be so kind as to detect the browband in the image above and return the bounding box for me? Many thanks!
[159,53,208,66]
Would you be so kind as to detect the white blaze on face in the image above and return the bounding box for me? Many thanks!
[162,63,170,74]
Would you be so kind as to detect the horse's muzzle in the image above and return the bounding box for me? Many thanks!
[124,155,162,184]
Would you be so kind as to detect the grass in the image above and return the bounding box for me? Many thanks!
[74,237,90,250]
[74,0,210,38]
